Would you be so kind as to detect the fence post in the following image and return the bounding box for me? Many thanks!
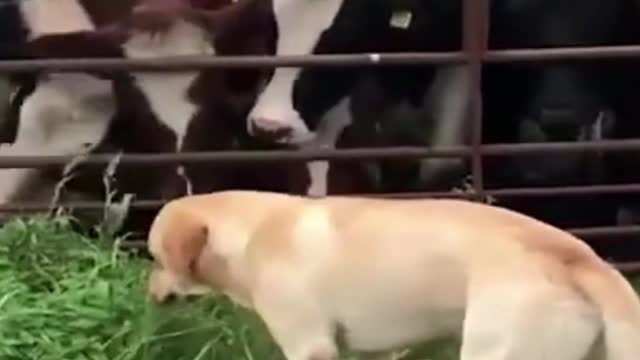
[463,0,490,199]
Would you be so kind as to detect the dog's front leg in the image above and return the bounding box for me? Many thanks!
[252,282,338,360]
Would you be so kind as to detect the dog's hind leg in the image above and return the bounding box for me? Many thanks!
[459,279,602,360]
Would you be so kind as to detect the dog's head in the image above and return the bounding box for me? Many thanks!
[145,201,214,303]
[145,195,255,307]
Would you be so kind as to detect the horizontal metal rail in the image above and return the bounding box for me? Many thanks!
[0,147,469,168]
[484,45,640,62]
[2,44,640,73]
[5,183,640,210]
[567,226,640,238]
[487,184,640,197]
[3,183,640,212]
[0,139,640,168]
[0,53,466,73]
[611,261,640,275]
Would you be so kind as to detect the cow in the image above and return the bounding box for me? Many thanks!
[0,0,128,224]
[482,0,640,261]
[153,0,470,195]
[0,0,309,237]
[0,0,27,142]
[265,0,470,194]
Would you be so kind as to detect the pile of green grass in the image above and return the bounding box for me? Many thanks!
[0,216,285,360]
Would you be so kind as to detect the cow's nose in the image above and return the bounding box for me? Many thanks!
[248,117,293,141]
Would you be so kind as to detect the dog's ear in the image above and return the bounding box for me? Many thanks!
[162,213,209,276]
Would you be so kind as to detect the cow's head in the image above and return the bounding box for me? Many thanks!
[246,0,461,144]
[246,0,355,144]
[104,0,326,144]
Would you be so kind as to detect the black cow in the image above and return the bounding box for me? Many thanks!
[483,0,640,261]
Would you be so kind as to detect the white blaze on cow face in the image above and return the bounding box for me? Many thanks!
[247,0,344,144]
[123,19,215,195]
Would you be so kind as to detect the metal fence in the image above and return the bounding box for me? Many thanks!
[2,0,640,272]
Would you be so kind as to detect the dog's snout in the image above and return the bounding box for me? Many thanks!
[150,290,202,305]
[248,117,293,141]
[163,293,178,304]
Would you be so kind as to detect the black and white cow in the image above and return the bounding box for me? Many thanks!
[0,0,27,141]
[0,0,309,236]
[276,0,470,194]
[482,0,640,260]
[162,0,470,195]
[0,0,126,213]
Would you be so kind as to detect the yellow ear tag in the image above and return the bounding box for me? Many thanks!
[389,10,413,29]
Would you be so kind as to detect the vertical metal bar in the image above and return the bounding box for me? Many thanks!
[463,0,490,198]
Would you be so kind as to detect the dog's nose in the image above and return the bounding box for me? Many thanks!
[163,293,178,304]
[248,117,293,141]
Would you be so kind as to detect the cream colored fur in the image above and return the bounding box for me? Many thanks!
[145,190,640,360]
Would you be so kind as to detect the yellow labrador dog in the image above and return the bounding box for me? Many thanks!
[145,190,640,360]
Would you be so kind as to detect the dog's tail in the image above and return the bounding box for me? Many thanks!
[571,255,640,360]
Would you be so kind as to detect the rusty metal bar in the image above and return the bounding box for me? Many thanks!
[0,200,162,212]
[485,45,640,62]
[479,139,640,155]
[0,194,475,212]
[7,183,640,212]
[568,226,640,237]
[365,185,640,198]
[0,147,471,168]
[610,261,640,275]
[0,53,467,73]
[463,0,489,198]
[2,140,640,169]
[3,44,640,73]
[486,184,640,197]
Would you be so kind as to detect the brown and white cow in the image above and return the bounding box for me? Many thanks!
[0,0,309,236]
